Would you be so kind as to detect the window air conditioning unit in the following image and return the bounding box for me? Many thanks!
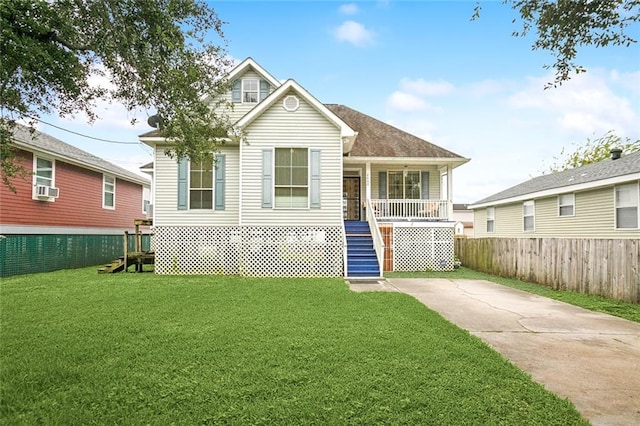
[36,185,60,199]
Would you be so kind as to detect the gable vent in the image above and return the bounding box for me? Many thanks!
[283,95,299,112]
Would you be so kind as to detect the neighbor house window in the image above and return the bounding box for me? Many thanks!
[523,200,535,231]
[615,183,639,229]
[558,193,575,217]
[486,207,495,233]
[189,160,213,209]
[242,78,258,103]
[33,155,54,191]
[103,175,115,209]
[275,147,308,208]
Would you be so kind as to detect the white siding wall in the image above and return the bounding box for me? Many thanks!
[472,184,639,239]
[153,146,240,226]
[241,92,343,226]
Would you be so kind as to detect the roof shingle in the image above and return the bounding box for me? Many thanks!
[325,104,465,159]
[13,125,149,186]
[472,150,640,205]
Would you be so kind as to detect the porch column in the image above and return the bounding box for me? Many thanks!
[447,165,454,219]
[365,162,371,201]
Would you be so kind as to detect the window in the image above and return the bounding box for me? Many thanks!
[142,187,151,214]
[523,200,535,231]
[558,193,575,216]
[275,148,308,208]
[486,207,495,233]
[615,183,639,229]
[103,175,115,209]
[242,78,258,103]
[189,160,213,209]
[388,170,421,199]
[34,157,53,187]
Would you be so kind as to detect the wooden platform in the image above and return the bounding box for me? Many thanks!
[98,252,155,274]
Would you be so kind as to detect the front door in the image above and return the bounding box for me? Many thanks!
[343,177,361,221]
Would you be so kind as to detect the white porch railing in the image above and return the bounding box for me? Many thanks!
[370,199,450,221]
[365,198,385,277]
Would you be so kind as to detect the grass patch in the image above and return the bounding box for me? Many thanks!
[387,267,640,323]
[0,268,587,424]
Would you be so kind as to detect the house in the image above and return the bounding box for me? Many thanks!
[0,124,151,277]
[452,203,474,237]
[140,58,469,277]
[468,150,640,238]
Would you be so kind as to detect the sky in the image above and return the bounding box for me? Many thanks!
[37,0,640,204]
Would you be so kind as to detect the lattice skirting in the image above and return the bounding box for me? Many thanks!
[154,226,343,277]
[393,226,454,271]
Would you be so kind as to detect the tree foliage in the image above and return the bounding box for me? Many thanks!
[0,0,233,189]
[546,131,640,173]
[474,0,640,87]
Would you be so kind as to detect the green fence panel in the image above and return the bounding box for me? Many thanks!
[0,234,152,277]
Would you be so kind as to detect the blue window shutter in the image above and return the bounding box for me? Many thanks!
[378,172,387,199]
[421,171,430,199]
[177,158,188,210]
[262,149,272,208]
[310,149,321,208]
[259,80,269,101]
[215,154,226,210]
[232,80,241,103]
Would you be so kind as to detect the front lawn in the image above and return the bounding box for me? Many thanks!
[387,267,640,323]
[1,268,587,424]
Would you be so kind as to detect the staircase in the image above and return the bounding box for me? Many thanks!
[98,257,126,274]
[344,221,381,278]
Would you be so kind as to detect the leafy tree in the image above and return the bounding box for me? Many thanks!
[0,0,233,190]
[546,131,640,173]
[474,0,640,87]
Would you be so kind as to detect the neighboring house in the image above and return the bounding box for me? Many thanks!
[469,150,640,238]
[140,58,469,277]
[0,125,151,277]
[452,203,473,237]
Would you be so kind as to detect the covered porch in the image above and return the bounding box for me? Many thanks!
[343,160,456,222]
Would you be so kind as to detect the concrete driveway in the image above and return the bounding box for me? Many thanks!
[351,278,640,426]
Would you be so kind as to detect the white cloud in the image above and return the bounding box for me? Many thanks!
[338,3,358,15]
[399,78,455,96]
[507,71,639,138]
[334,21,374,47]
[387,91,429,112]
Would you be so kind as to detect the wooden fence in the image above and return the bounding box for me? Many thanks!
[455,237,639,304]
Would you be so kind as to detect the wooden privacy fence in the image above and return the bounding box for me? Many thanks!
[455,238,639,303]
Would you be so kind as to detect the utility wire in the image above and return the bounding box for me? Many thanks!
[31,116,142,145]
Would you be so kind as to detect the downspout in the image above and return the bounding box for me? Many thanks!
[238,135,244,275]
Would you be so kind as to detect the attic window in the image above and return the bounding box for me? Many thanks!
[283,95,299,112]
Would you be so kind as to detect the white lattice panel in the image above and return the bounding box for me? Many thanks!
[393,226,454,271]
[154,226,342,277]
[154,226,241,275]
[241,226,343,277]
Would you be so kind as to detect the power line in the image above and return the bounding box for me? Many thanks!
[32,116,142,145]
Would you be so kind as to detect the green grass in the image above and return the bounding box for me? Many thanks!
[1,268,587,425]
[387,267,640,323]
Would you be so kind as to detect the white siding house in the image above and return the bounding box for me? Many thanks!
[141,58,469,277]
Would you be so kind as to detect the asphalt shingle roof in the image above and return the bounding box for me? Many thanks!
[472,150,640,206]
[325,104,465,159]
[13,124,149,186]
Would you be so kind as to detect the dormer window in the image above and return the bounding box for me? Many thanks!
[232,78,270,104]
[242,79,258,103]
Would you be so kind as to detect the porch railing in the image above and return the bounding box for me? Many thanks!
[365,198,385,277]
[370,199,450,221]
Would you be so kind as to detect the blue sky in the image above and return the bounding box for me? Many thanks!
[38,0,640,203]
